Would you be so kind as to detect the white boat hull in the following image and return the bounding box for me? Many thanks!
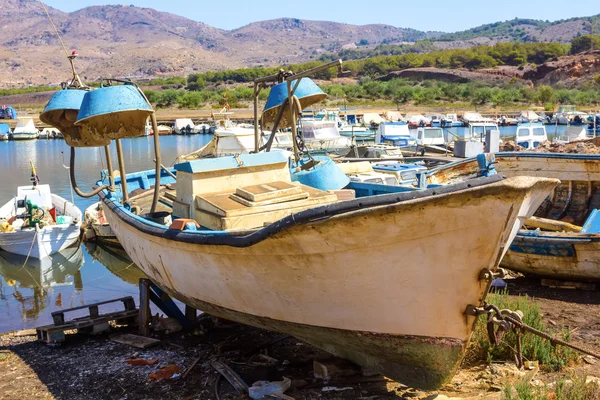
[0,223,81,258]
[0,190,82,259]
[102,175,557,389]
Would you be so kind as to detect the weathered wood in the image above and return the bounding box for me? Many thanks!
[111,333,161,349]
[139,279,151,337]
[523,216,582,233]
[541,278,596,291]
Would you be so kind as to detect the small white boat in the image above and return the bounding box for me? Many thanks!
[11,117,39,140]
[173,118,197,135]
[0,176,82,259]
[83,202,115,240]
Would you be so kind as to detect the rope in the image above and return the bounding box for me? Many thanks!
[483,303,600,360]
[38,0,69,58]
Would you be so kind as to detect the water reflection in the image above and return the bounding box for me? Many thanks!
[0,135,211,332]
[0,244,83,322]
[85,241,147,285]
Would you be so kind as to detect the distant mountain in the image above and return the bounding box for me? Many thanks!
[436,15,600,43]
[0,0,598,87]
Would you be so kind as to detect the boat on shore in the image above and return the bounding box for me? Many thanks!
[98,154,555,389]
[429,152,600,282]
[40,60,559,389]
[0,169,82,259]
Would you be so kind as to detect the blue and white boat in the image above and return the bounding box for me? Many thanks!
[515,122,548,149]
[39,61,559,390]
[0,123,9,141]
[376,121,415,149]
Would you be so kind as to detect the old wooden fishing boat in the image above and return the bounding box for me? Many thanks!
[429,152,600,282]
[40,61,559,389]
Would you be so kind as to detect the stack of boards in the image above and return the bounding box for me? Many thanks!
[195,181,339,231]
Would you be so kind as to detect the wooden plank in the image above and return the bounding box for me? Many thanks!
[541,279,596,291]
[523,216,582,233]
[111,333,161,349]
[235,181,304,202]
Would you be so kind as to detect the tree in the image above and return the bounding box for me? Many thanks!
[537,86,554,103]
[570,35,600,54]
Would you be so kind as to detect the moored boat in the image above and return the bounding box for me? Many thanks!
[11,117,39,140]
[83,202,115,241]
[0,123,9,141]
[429,152,600,282]
[0,167,82,259]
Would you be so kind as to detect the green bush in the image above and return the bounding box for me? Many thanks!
[468,290,578,372]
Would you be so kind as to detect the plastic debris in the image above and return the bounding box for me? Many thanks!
[491,278,507,288]
[321,386,353,392]
[148,365,182,380]
[249,376,291,399]
[125,358,159,366]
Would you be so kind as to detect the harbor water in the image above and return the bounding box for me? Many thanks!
[0,135,211,333]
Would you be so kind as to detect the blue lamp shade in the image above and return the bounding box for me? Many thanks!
[40,89,87,147]
[74,85,153,146]
[262,78,326,130]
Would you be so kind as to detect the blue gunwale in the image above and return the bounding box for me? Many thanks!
[98,168,504,248]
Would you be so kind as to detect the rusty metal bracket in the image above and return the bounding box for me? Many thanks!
[479,269,494,281]
[464,304,488,317]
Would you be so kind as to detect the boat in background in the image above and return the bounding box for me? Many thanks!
[429,153,600,282]
[0,166,82,259]
[515,123,548,149]
[40,127,62,139]
[0,123,9,141]
[83,202,115,241]
[376,121,415,149]
[11,117,39,140]
[173,118,197,135]
[441,114,463,128]
[462,111,494,124]
[552,125,590,143]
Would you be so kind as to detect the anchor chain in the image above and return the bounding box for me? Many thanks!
[469,303,600,362]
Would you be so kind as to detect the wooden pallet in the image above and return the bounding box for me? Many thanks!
[36,296,138,344]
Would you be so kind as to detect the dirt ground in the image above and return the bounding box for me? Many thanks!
[0,277,598,400]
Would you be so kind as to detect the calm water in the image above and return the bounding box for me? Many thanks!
[0,135,211,333]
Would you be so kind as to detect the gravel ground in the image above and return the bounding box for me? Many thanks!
[0,277,598,400]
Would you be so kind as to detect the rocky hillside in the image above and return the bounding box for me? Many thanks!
[0,0,431,86]
[436,16,600,43]
[1,0,599,87]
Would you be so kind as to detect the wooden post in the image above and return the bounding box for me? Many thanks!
[185,305,197,324]
[139,278,150,336]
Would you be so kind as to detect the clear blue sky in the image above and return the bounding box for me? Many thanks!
[44,0,599,32]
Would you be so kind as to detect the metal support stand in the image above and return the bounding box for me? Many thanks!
[138,278,194,336]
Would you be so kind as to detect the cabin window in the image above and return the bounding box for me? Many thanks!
[425,129,443,138]
[533,127,546,136]
[365,178,384,184]
[517,129,528,137]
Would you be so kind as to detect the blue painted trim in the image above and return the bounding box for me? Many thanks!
[174,151,289,173]
[98,169,503,247]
